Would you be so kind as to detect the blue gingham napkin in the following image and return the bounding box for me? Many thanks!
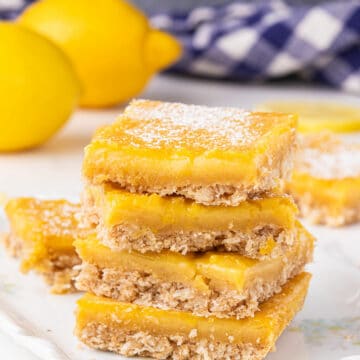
[0,0,35,20]
[151,1,360,93]
[2,0,359,93]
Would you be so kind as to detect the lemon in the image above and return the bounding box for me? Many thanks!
[20,0,181,108]
[0,23,80,151]
[257,101,360,133]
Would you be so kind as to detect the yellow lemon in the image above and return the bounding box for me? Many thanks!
[20,0,181,108]
[257,101,360,133]
[0,23,80,151]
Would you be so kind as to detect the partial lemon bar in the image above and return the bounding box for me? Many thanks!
[75,222,313,319]
[83,99,297,206]
[83,183,298,257]
[257,101,360,134]
[4,198,83,293]
[76,273,311,360]
[287,133,360,226]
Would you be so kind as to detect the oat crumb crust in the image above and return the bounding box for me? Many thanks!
[75,249,308,319]
[77,325,266,360]
[4,233,80,294]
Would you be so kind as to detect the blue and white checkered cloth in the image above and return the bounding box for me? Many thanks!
[1,0,359,93]
[151,1,360,93]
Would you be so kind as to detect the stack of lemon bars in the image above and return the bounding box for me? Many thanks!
[4,100,314,360]
[74,100,314,360]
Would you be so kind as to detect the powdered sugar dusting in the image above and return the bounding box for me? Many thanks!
[125,100,252,148]
[296,134,360,179]
[98,99,293,151]
[6,198,81,238]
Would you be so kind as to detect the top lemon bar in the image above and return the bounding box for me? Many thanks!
[83,100,297,205]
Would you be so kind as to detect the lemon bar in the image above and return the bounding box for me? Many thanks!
[75,222,313,319]
[83,183,298,257]
[76,273,311,360]
[83,100,297,205]
[287,133,360,226]
[4,198,83,293]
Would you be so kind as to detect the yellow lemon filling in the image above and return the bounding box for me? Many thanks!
[288,173,360,222]
[75,222,313,293]
[86,183,297,233]
[76,273,311,347]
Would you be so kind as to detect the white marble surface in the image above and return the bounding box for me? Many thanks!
[0,74,359,360]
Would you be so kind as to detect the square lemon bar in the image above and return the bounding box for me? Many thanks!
[76,273,311,360]
[83,100,297,205]
[75,222,313,319]
[83,183,298,257]
[287,133,360,226]
[4,198,83,293]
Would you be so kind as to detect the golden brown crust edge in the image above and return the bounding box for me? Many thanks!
[3,233,80,294]
[76,325,267,360]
